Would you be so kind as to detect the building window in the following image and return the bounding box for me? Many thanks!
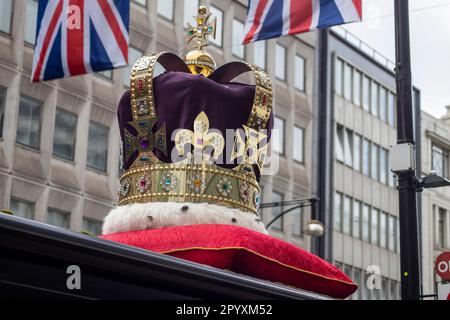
[87,121,108,172]
[432,144,449,178]
[362,204,370,241]
[271,191,284,231]
[157,0,174,21]
[335,58,343,96]
[343,63,352,100]
[380,212,387,248]
[0,0,13,34]
[380,148,388,184]
[362,138,370,176]
[353,134,361,171]
[335,125,344,162]
[123,47,144,86]
[273,116,285,155]
[388,151,396,187]
[353,69,361,106]
[291,207,304,238]
[275,44,286,81]
[334,192,342,232]
[353,268,362,299]
[438,208,446,248]
[362,271,371,299]
[96,70,113,80]
[10,198,34,220]
[353,200,361,238]
[381,277,388,300]
[379,87,387,122]
[232,19,245,59]
[362,75,370,111]
[183,0,198,27]
[82,217,102,235]
[388,215,396,252]
[343,196,351,235]
[132,0,147,7]
[371,208,379,245]
[209,5,223,47]
[295,55,306,92]
[388,92,396,127]
[253,40,266,69]
[0,87,5,138]
[16,95,41,149]
[344,128,353,167]
[371,143,379,181]
[53,108,77,161]
[370,81,379,117]
[293,126,304,163]
[389,280,399,300]
[47,208,70,229]
[25,0,38,45]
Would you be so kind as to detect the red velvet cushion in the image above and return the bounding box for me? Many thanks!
[101,224,357,299]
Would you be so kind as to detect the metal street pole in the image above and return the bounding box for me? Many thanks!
[394,0,421,300]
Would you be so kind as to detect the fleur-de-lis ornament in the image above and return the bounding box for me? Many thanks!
[231,125,269,172]
[175,111,224,164]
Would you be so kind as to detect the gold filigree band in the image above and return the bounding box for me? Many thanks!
[118,163,261,214]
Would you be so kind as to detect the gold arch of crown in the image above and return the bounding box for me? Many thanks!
[121,50,272,214]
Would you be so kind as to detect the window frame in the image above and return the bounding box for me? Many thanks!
[293,126,305,164]
[47,207,70,229]
[270,191,284,231]
[352,199,361,239]
[294,54,306,92]
[334,58,343,96]
[24,0,39,46]
[82,217,103,235]
[273,116,285,156]
[132,0,147,8]
[231,19,245,59]
[432,144,449,178]
[291,206,304,238]
[156,0,174,21]
[53,107,78,162]
[16,94,42,150]
[0,86,6,138]
[10,197,35,220]
[353,69,361,106]
[334,192,343,232]
[86,120,109,172]
[335,124,345,163]
[123,47,144,87]
[209,5,224,48]
[253,40,267,70]
[275,43,287,81]
[343,195,352,235]
[0,0,14,36]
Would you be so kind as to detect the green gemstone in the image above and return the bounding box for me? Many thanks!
[223,184,228,190]
[165,178,171,185]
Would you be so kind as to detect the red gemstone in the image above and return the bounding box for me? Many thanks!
[262,95,267,105]
[137,79,144,92]
[140,180,146,188]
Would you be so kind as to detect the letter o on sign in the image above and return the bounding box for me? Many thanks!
[435,252,450,281]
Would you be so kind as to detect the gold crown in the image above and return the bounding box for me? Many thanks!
[118,6,272,215]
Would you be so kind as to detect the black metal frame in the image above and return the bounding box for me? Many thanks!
[0,213,328,300]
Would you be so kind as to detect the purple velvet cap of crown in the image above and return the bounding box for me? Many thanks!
[118,71,273,180]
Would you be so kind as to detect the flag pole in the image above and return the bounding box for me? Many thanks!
[393,0,421,300]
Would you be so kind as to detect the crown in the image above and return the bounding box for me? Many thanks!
[116,6,273,216]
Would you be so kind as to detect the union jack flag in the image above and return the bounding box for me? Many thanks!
[31,0,129,82]
[243,0,362,44]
